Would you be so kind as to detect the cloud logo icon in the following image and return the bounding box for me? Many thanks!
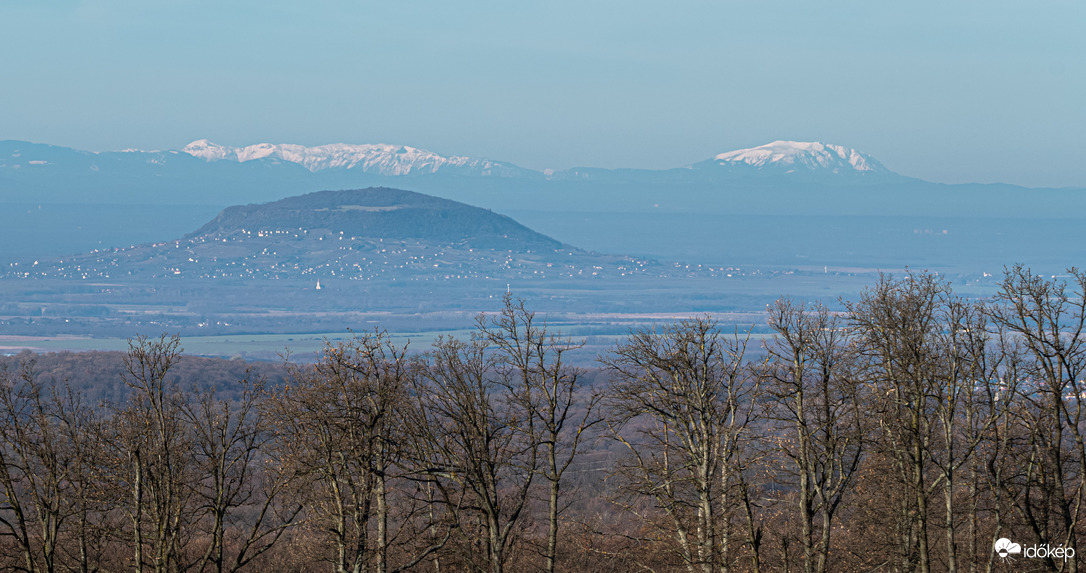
[994,538,1022,559]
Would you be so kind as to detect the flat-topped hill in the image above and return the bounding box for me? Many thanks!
[189,188,564,251]
[10,188,665,284]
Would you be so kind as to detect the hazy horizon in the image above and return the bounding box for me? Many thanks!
[2,1,1082,188]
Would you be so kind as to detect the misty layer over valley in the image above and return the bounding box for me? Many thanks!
[2,138,1081,270]
[4,1,1083,569]
[1,138,1079,357]
[0,185,775,357]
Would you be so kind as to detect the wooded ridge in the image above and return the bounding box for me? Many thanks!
[2,266,1085,572]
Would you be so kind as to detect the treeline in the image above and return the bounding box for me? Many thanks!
[0,350,289,405]
[3,265,1086,572]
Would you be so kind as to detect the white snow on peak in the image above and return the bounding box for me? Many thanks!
[181,140,516,176]
[713,141,887,173]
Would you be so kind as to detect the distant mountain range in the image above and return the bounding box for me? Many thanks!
[4,137,1075,216]
[176,139,890,178]
[181,140,536,177]
[0,138,896,196]
[2,137,1084,273]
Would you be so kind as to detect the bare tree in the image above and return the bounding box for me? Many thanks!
[848,271,1011,573]
[57,382,123,573]
[413,334,538,573]
[183,371,301,573]
[603,317,760,573]
[849,273,950,573]
[927,292,1005,573]
[989,265,1086,573]
[477,295,602,573]
[762,299,866,573]
[269,331,445,573]
[0,359,80,573]
[2,340,294,573]
[971,318,1021,573]
[114,333,194,573]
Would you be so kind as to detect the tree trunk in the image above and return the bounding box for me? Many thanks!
[915,435,930,573]
[377,468,388,573]
[547,463,559,573]
[133,452,144,573]
[944,468,957,573]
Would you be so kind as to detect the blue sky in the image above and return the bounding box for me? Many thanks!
[2,0,1083,187]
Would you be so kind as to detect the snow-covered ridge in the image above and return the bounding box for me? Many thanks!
[712,141,888,173]
[177,138,890,177]
[182,139,522,176]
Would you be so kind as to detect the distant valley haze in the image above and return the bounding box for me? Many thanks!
[4,6,1086,571]
[1,0,1082,358]
[0,136,1081,274]
[2,134,1083,357]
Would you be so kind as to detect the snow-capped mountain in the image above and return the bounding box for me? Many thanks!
[182,139,528,177]
[177,138,891,178]
[710,141,889,174]
[4,136,1077,268]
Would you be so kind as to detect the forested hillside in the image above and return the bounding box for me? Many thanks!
[2,267,1084,571]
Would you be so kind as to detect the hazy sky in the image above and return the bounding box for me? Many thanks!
[3,0,1083,187]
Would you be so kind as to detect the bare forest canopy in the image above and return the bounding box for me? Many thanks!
[4,266,1086,572]
[0,350,289,405]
